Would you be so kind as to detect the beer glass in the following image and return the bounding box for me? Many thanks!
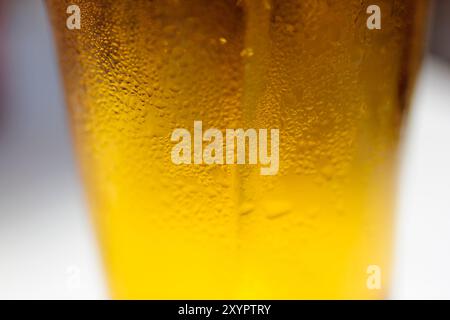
[47,0,428,299]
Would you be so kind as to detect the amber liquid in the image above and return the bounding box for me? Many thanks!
[47,0,428,299]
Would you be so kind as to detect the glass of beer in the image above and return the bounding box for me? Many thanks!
[46,0,428,299]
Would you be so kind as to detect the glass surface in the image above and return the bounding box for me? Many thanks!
[47,0,428,299]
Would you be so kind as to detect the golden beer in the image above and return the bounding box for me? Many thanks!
[47,0,428,299]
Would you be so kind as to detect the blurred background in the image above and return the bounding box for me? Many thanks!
[0,0,449,299]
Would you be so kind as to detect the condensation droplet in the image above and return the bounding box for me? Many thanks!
[240,48,254,58]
